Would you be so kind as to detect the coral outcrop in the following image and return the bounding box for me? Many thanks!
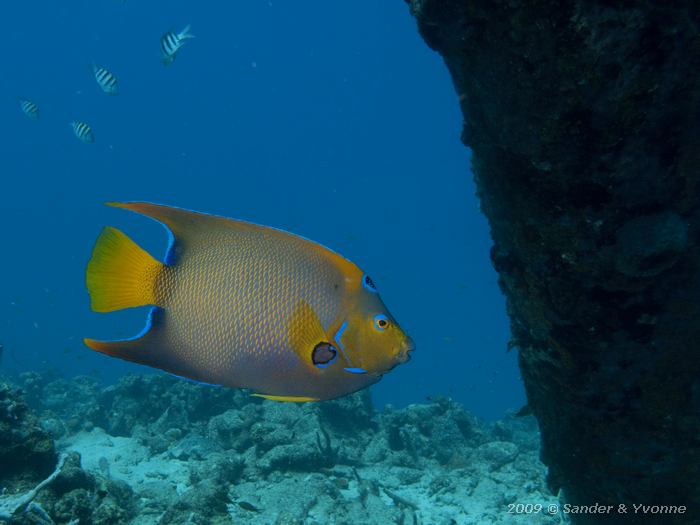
[406,1,700,523]
[0,383,56,486]
[0,382,139,525]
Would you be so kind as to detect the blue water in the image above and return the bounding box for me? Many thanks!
[1,0,524,419]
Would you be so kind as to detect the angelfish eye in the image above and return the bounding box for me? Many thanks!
[373,314,390,331]
[362,274,378,293]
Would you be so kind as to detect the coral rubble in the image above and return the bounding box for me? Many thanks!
[1,374,560,524]
[0,453,66,522]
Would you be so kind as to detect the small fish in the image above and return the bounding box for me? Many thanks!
[98,456,110,477]
[161,25,194,65]
[84,202,414,402]
[237,501,260,513]
[71,121,95,143]
[18,97,39,120]
[93,64,119,95]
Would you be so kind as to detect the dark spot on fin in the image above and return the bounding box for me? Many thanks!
[312,342,337,368]
[288,300,333,369]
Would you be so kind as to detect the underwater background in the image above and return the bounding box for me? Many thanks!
[1,0,524,420]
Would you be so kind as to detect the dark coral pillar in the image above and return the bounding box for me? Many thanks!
[408,1,700,522]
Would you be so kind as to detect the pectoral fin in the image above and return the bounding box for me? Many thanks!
[288,301,336,369]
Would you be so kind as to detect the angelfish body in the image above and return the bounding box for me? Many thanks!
[84,202,414,401]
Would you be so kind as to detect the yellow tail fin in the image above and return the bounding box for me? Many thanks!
[86,226,163,312]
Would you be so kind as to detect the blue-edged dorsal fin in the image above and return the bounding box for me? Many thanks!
[105,201,218,266]
[106,201,264,266]
[105,202,361,278]
[106,201,217,236]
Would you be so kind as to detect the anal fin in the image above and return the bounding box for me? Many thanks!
[288,301,332,368]
[84,307,163,367]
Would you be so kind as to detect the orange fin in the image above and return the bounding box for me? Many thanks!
[85,307,206,383]
[84,337,154,365]
[105,201,231,265]
[86,226,163,312]
[84,307,162,366]
[288,301,332,367]
[106,201,217,237]
[251,394,320,402]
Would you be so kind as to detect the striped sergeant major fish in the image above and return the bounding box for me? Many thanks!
[93,64,119,95]
[18,97,39,120]
[71,121,95,144]
[161,25,194,65]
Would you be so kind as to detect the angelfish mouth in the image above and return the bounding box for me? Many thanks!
[397,337,416,364]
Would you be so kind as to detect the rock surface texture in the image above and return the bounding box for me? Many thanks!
[407,1,700,523]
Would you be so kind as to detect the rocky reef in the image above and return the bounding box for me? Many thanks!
[406,1,700,523]
[1,373,558,524]
[0,378,140,525]
[0,383,56,487]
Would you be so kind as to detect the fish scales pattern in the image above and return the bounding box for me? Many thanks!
[156,224,345,387]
